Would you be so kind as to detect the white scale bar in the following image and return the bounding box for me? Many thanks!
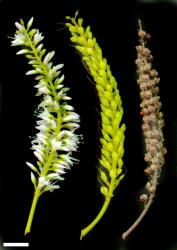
[3,243,29,247]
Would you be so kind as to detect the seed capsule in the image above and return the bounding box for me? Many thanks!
[140,194,148,203]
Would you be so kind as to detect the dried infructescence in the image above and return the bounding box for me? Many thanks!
[122,20,166,240]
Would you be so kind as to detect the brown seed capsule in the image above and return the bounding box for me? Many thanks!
[140,74,149,81]
[163,148,167,155]
[140,82,148,90]
[150,138,158,145]
[143,63,151,73]
[140,194,148,203]
[148,105,156,113]
[144,153,152,162]
[146,33,151,40]
[153,87,159,94]
[145,182,151,190]
[138,30,147,38]
[144,167,152,175]
[147,54,153,62]
[135,58,142,66]
[158,119,164,129]
[144,130,153,138]
[142,123,150,131]
[155,77,160,84]
[149,185,156,193]
[150,164,158,172]
[136,45,143,52]
[150,69,158,77]
[148,145,157,154]
[148,114,156,122]
[143,115,150,123]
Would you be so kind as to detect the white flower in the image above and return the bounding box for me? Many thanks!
[54,163,67,169]
[27,17,34,30]
[26,70,38,75]
[51,119,57,129]
[11,33,25,46]
[15,22,23,30]
[16,49,29,55]
[38,108,52,125]
[54,63,64,71]
[56,84,64,90]
[46,173,59,179]
[43,51,55,64]
[63,112,80,122]
[62,96,72,100]
[54,160,70,169]
[53,101,59,111]
[39,95,53,107]
[58,130,74,138]
[63,105,74,111]
[51,138,62,151]
[58,74,65,84]
[36,124,49,132]
[34,32,44,45]
[63,122,80,129]
[37,44,43,52]
[34,151,43,162]
[32,147,43,157]
[36,86,50,96]
[55,169,65,174]
[64,136,79,150]
[60,154,79,166]
[38,176,49,189]
[37,133,48,145]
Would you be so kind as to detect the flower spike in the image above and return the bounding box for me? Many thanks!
[11,17,81,235]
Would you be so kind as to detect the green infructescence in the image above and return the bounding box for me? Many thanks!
[66,11,126,239]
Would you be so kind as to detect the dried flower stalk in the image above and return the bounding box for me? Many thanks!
[122,19,166,240]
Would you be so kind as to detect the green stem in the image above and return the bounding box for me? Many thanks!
[41,150,55,176]
[24,186,41,235]
[24,149,55,235]
[80,196,111,239]
[80,174,116,239]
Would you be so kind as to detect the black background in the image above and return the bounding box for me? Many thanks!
[0,0,177,249]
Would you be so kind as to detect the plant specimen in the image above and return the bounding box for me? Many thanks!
[11,17,80,235]
[122,20,166,240]
[66,11,126,239]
